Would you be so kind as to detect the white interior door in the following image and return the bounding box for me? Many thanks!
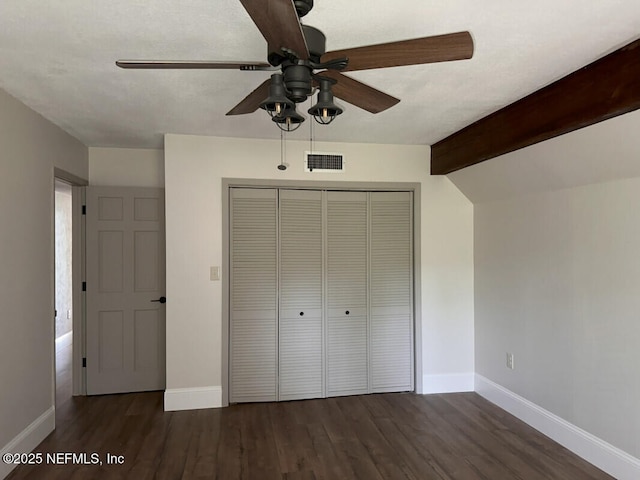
[86,187,166,395]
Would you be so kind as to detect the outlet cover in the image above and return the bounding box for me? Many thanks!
[506,352,515,370]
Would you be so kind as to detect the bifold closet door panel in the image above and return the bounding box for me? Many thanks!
[279,189,324,401]
[326,191,369,396]
[229,188,278,403]
[369,191,414,393]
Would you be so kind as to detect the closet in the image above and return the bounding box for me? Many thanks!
[229,187,413,403]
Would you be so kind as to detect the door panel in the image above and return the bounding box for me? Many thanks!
[134,309,161,370]
[98,231,124,292]
[98,310,124,371]
[229,188,278,403]
[326,191,369,396]
[279,189,324,401]
[86,187,166,395]
[134,231,160,291]
[327,311,368,395]
[369,191,414,392]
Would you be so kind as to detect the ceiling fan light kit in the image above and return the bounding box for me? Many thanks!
[272,104,306,132]
[116,0,474,133]
[260,73,295,118]
[308,77,343,125]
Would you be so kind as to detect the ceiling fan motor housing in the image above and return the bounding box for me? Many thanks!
[284,65,312,102]
[268,24,326,66]
[271,23,327,103]
[294,0,314,18]
[302,25,326,61]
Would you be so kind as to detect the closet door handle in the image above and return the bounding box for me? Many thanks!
[299,311,304,316]
[345,310,350,315]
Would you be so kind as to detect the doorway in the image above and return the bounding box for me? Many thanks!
[54,180,74,407]
[53,169,88,409]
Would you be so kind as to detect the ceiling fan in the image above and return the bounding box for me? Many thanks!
[116,0,474,131]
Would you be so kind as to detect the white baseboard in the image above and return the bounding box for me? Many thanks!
[164,386,222,411]
[0,406,55,480]
[421,373,474,394]
[55,331,72,349]
[475,374,640,480]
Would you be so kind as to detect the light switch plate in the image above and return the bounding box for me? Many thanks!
[210,266,220,281]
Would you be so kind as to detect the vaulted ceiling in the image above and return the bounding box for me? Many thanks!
[1,1,639,149]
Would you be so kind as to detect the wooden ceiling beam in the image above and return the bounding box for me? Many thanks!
[431,38,640,175]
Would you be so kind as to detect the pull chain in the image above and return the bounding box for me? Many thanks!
[309,97,312,154]
[278,128,287,171]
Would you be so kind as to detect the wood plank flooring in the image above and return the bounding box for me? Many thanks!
[6,346,613,480]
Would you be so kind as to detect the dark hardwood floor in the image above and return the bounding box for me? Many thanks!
[6,346,612,479]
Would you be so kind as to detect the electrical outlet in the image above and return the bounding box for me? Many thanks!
[506,352,515,370]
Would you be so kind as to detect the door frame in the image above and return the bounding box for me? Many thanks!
[53,168,88,397]
[221,178,423,407]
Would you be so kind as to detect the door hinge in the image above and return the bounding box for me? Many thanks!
[82,357,87,368]
[82,205,86,215]
[82,281,87,291]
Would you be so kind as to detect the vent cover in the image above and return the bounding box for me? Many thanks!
[304,152,345,173]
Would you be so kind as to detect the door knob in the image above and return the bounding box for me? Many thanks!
[151,296,166,304]
[345,310,350,315]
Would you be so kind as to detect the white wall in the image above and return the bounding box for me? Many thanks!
[164,134,474,408]
[89,147,164,187]
[449,110,640,466]
[0,88,87,479]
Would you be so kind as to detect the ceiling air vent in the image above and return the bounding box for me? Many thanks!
[304,152,345,173]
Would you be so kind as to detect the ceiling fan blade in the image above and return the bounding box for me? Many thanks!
[321,31,473,72]
[317,71,399,114]
[239,0,309,60]
[116,60,274,70]
[226,78,271,115]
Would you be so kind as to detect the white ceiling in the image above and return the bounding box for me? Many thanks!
[448,109,640,204]
[0,1,639,149]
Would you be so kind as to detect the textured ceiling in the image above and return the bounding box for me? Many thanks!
[448,109,640,203]
[0,1,639,149]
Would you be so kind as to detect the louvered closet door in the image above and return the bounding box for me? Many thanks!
[326,191,369,396]
[279,189,324,401]
[369,191,414,392]
[229,188,278,403]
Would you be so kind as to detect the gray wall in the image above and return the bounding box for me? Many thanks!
[450,109,640,459]
[474,180,640,457]
[0,88,87,454]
